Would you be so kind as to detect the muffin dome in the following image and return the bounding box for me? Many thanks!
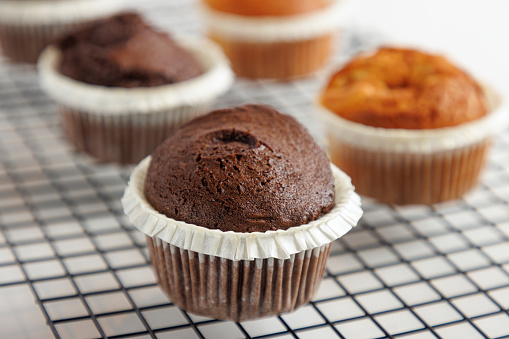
[57,12,203,88]
[321,47,487,129]
[144,104,335,233]
[203,0,331,16]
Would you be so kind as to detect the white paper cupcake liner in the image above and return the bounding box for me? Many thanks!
[201,0,346,42]
[0,0,123,25]
[317,85,507,154]
[37,36,235,115]
[122,156,363,261]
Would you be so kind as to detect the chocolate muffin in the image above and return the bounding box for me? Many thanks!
[144,104,335,233]
[57,12,203,88]
[123,104,362,321]
[38,11,234,164]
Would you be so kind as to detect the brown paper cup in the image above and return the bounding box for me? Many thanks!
[328,137,492,205]
[0,0,122,63]
[210,33,335,79]
[58,104,210,164]
[0,21,81,63]
[148,237,331,321]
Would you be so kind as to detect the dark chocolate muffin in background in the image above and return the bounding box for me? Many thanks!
[38,10,234,164]
[144,104,335,233]
[57,12,203,88]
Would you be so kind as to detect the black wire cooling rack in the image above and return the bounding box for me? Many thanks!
[1,1,509,338]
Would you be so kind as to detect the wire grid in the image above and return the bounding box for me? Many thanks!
[1,1,509,339]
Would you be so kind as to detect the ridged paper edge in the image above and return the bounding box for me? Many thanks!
[121,157,363,261]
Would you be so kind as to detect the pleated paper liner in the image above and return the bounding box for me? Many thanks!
[58,105,210,164]
[329,140,491,205]
[38,37,234,164]
[209,33,335,79]
[201,0,345,79]
[122,156,363,321]
[148,239,331,321]
[317,85,507,205]
[0,0,123,63]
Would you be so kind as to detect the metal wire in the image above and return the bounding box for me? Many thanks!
[1,1,509,338]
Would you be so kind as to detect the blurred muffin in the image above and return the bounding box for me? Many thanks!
[122,104,362,321]
[38,12,234,164]
[318,47,506,204]
[57,12,203,88]
[0,0,123,63]
[201,0,343,79]
[203,0,331,16]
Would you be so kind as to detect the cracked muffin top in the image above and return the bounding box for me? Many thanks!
[144,104,335,233]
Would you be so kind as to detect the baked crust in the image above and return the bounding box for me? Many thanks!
[321,47,487,129]
[57,12,202,88]
[203,0,331,16]
[144,104,335,233]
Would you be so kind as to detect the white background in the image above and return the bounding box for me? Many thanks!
[346,0,508,97]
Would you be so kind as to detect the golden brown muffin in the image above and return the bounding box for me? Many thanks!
[201,0,340,79]
[203,0,331,16]
[317,47,499,205]
[321,47,487,129]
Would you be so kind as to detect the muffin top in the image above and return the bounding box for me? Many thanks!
[321,47,487,129]
[144,104,335,233]
[203,0,331,16]
[57,12,203,88]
